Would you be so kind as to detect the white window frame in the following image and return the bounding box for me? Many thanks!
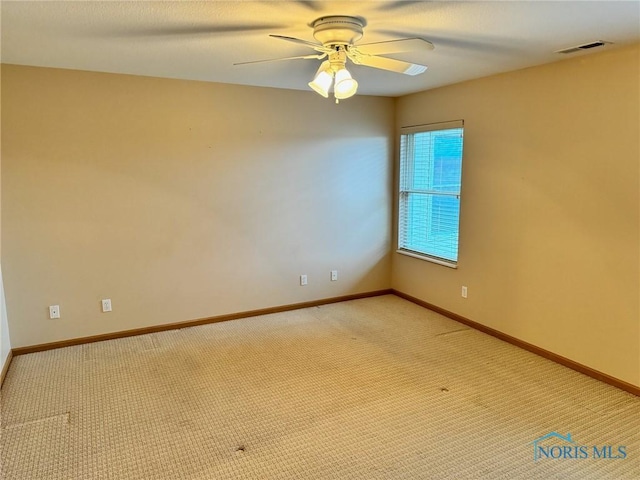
[397,120,464,268]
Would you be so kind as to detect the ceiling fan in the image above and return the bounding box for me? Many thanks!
[235,16,434,102]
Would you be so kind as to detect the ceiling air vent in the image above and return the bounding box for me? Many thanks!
[555,40,612,54]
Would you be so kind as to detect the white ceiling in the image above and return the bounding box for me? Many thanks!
[1,1,639,97]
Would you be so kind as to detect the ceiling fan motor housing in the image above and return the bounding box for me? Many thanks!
[312,16,364,46]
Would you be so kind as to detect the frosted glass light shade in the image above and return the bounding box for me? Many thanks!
[334,67,358,99]
[308,61,333,98]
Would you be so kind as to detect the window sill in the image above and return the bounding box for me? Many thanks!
[396,249,458,269]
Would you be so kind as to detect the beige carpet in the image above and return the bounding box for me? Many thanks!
[1,295,639,479]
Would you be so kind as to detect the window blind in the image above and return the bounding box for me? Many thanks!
[398,121,464,264]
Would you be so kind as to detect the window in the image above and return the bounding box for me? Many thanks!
[398,120,464,267]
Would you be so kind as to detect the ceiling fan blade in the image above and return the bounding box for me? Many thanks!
[269,34,330,52]
[378,29,517,55]
[108,24,286,38]
[294,0,324,11]
[350,55,427,76]
[375,0,430,11]
[354,38,434,56]
[234,53,326,66]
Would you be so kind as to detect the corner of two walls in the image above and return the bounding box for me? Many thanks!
[1,65,394,348]
[391,44,640,387]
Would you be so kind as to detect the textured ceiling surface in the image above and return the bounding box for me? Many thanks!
[2,1,639,97]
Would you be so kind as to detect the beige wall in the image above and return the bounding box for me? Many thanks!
[1,65,393,347]
[393,44,640,387]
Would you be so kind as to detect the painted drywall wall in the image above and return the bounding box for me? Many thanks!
[1,65,393,347]
[393,44,640,387]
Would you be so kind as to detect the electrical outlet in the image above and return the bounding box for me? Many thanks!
[331,270,338,281]
[461,286,468,298]
[49,305,60,319]
[101,299,112,312]
[300,274,308,286]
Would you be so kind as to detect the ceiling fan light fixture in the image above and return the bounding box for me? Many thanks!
[308,61,333,98]
[238,16,432,101]
[333,67,358,99]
